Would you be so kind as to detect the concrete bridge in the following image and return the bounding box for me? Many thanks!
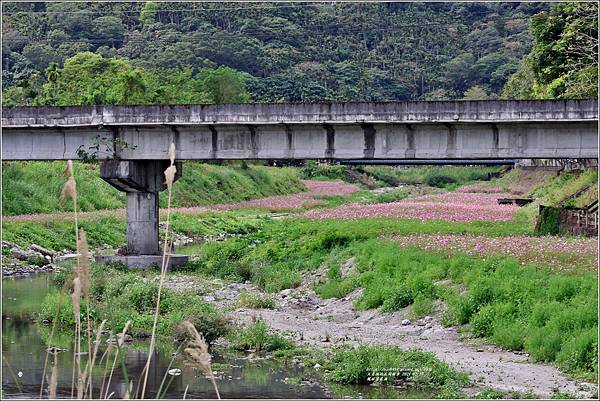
[2,100,598,268]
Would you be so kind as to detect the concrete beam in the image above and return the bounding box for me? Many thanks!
[2,121,597,160]
[2,100,597,161]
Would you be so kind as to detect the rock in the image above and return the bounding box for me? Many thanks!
[307,293,320,304]
[401,319,411,326]
[280,289,293,298]
[30,244,55,261]
[423,316,433,323]
[313,363,322,370]
[203,296,216,302]
[340,257,356,277]
[57,253,81,261]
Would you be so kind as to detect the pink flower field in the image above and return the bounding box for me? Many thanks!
[302,190,520,222]
[4,180,360,222]
[391,233,599,271]
[177,180,360,213]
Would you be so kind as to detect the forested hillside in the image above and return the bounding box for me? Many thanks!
[3,2,596,106]
[3,1,552,105]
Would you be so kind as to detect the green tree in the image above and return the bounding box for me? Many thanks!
[43,52,141,105]
[518,2,598,99]
[140,2,159,28]
[22,43,58,71]
[501,62,535,99]
[92,16,126,47]
[462,86,493,100]
[199,66,251,104]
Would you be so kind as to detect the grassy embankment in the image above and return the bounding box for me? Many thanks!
[495,168,599,224]
[2,161,304,250]
[2,161,305,215]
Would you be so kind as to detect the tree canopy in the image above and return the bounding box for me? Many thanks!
[502,2,598,99]
[2,1,596,105]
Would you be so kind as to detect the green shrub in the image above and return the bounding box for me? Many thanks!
[229,319,292,352]
[301,161,347,180]
[525,326,564,362]
[40,292,76,326]
[425,170,459,188]
[326,345,468,389]
[492,320,526,351]
[556,327,598,376]
[381,285,413,313]
[360,166,401,186]
[537,206,561,235]
[474,388,507,399]
[470,305,496,338]
[410,294,433,319]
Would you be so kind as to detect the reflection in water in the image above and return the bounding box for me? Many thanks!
[2,317,331,399]
[2,274,329,399]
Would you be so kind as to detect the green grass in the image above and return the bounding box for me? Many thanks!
[529,170,598,208]
[2,216,126,250]
[325,344,469,389]
[2,161,305,215]
[169,162,305,208]
[2,161,125,215]
[41,264,229,342]
[183,215,532,289]
[2,210,268,251]
[228,319,293,352]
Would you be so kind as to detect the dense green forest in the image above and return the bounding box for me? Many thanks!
[2,1,597,106]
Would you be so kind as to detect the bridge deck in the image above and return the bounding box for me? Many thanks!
[2,100,598,160]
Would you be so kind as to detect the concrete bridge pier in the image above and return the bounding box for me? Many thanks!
[95,160,189,269]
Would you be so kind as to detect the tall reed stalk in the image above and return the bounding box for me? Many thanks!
[140,143,178,399]
[180,321,220,399]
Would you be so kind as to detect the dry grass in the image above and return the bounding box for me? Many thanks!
[140,143,178,399]
[180,321,220,399]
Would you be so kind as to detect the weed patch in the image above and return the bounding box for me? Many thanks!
[228,319,293,352]
[42,264,229,342]
[325,344,469,389]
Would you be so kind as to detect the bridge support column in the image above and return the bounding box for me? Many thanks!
[95,160,188,270]
[127,192,160,255]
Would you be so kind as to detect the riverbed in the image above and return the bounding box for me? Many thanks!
[1,273,432,399]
